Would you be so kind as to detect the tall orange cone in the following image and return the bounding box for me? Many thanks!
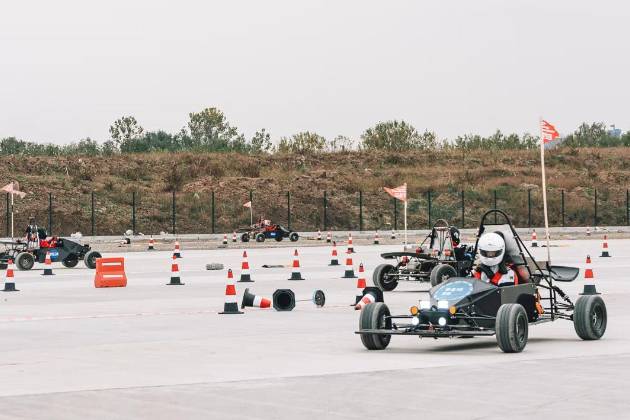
[219,269,243,314]
[288,249,305,280]
[222,233,228,245]
[531,229,538,247]
[317,230,322,240]
[329,242,339,266]
[342,255,357,278]
[353,263,367,304]
[326,231,332,243]
[581,255,599,295]
[373,230,380,245]
[173,241,182,258]
[42,251,54,276]
[346,233,355,254]
[600,235,611,257]
[584,255,593,279]
[148,237,155,251]
[2,259,18,292]
[232,231,237,243]
[167,254,184,285]
[238,250,253,282]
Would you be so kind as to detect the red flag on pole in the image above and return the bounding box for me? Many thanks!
[384,183,407,202]
[1,182,26,198]
[540,120,560,144]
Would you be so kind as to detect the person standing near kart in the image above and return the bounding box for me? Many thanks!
[25,216,41,250]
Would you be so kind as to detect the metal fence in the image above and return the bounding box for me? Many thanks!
[3,188,629,237]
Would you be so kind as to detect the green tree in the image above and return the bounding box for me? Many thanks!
[187,107,246,151]
[250,129,273,153]
[109,116,144,151]
[361,120,436,151]
[277,131,326,154]
[328,135,354,152]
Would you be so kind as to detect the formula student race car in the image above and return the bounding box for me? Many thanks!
[373,219,474,291]
[240,219,299,243]
[357,210,607,353]
[0,235,101,270]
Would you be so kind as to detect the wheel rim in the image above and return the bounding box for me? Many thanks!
[516,313,527,343]
[591,304,604,331]
[378,312,391,344]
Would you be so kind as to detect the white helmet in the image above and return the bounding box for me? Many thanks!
[478,232,505,266]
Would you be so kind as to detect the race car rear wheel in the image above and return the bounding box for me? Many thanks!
[359,302,392,350]
[255,233,266,242]
[430,264,457,287]
[274,231,284,242]
[495,303,528,353]
[15,252,35,271]
[84,251,101,269]
[573,295,607,340]
[61,257,79,268]
[241,233,250,242]
[373,264,397,291]
[289,232,299,242]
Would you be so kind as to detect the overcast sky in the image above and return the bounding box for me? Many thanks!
[1,0,628,144]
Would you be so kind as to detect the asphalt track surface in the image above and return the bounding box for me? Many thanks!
[0,239,628,419]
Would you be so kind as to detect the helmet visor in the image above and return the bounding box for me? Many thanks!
[480,249,503,258]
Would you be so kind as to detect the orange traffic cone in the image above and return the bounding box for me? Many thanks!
[222,234,228,245]
[354,287,383,310]
[2,259,18,292]
[600,235,611,257]
[232,231,237,243]
[148,237,155,251]
[219,269,243,314]
[326,231,332,243]
[531,230,538,247]
[373,230,380,245]
[342,255,356,278]
[42,251,54,276]
[167,254,184,285]
[241,288,272,309]
[317,230,322,241]
[581,255,599,295]
[354,263,367,304]
[238,250,253,282]
[288,249,305,280]
[346,233,355,254]
[329,242,339,266]
[173,241,182,258]
[584,255,594,279]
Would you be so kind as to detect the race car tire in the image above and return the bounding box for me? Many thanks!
[274,231,284,242]
[495,303,528,353]
[15,252,35,271]
[84,250,101,269]
[241,233,250,243]
[430,264,457,287]
[373,264,397,291]
[289,232,299,242]
[61,257,79,268]
[255,233,266,243]
[359,302,392,350]
[573,295,607,340]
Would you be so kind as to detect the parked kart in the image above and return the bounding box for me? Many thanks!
[0,237,101,270]
[373,219,474,291]
[240,221,299,243]
[357,210,607,353]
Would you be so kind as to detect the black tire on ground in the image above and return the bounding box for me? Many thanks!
[289,232,299,242]
[61,258,79,268]
[84,250,101,269]
[15,252,35,271]
[274,231,283,242]
[241,233,250,243]
[359,302,392,350]
[430,264,457,287]
[573,295,607,340]
[373,264,398,291]
[255,233,266,242]
[495,303,529,353]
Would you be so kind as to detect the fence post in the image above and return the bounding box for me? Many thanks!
[172,190,176,235]
[461,190,465,228]
[561,189,565,227]
[48,192,53,235]
[627,189,629,226]
[427,190,432,228]
[211,191,215,234]
[359,191,363,232]
[393,198,398,231]
[91,192,95,236]
[131,191,136,234]
[5,193,8,237]
[323,191,328,231]
[493,190,498,223]
[287,191,291,230]
[527,189,532,228]
[594,189,598,227]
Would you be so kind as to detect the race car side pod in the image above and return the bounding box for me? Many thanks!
[167,254,184,285]
[148,237,156,251]
[2,259,18,292]
[326,231,332,243]
[329,242,340,266]
[374,230,380,245]
[288,249,305,280]
[272,289,326,311]
[219,269,243,314]
[241,288,271,309]
[232,231,237,243]
[581,255,599,295]
[238,250,253,282]
[342,255,357,279]
[42,251,54,276]
[600,235,611,257]
[222,234,228,245]
[173,241,182,258]
[353,263,367,305]
[355,287,384,310]
[346,233,355,254]
[531,229,538,247]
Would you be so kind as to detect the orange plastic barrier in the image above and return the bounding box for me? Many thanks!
[94,257,127,288]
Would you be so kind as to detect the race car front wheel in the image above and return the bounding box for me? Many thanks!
[15,252,35,271]
[359,302,392,350]
[496,303,528,353]
[255,233,266,242]
[84,251,101,269]
[573,295,607,340]
[373,264,397,291]
[430,264,457,287]
[289,232,299,242]
[241,233,250,242]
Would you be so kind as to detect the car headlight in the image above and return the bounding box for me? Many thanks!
[437,300,449,310]
[438,317,447,326]
[419,300,431,310]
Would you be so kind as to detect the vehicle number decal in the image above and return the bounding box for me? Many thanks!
[434,280,473,302]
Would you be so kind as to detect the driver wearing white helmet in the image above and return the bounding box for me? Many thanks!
[473,232,518,286]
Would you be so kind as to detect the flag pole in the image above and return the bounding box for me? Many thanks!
[404,200,408,247]
[250,206,253,227]
[10,192,14,239]
[539,118,552,265]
